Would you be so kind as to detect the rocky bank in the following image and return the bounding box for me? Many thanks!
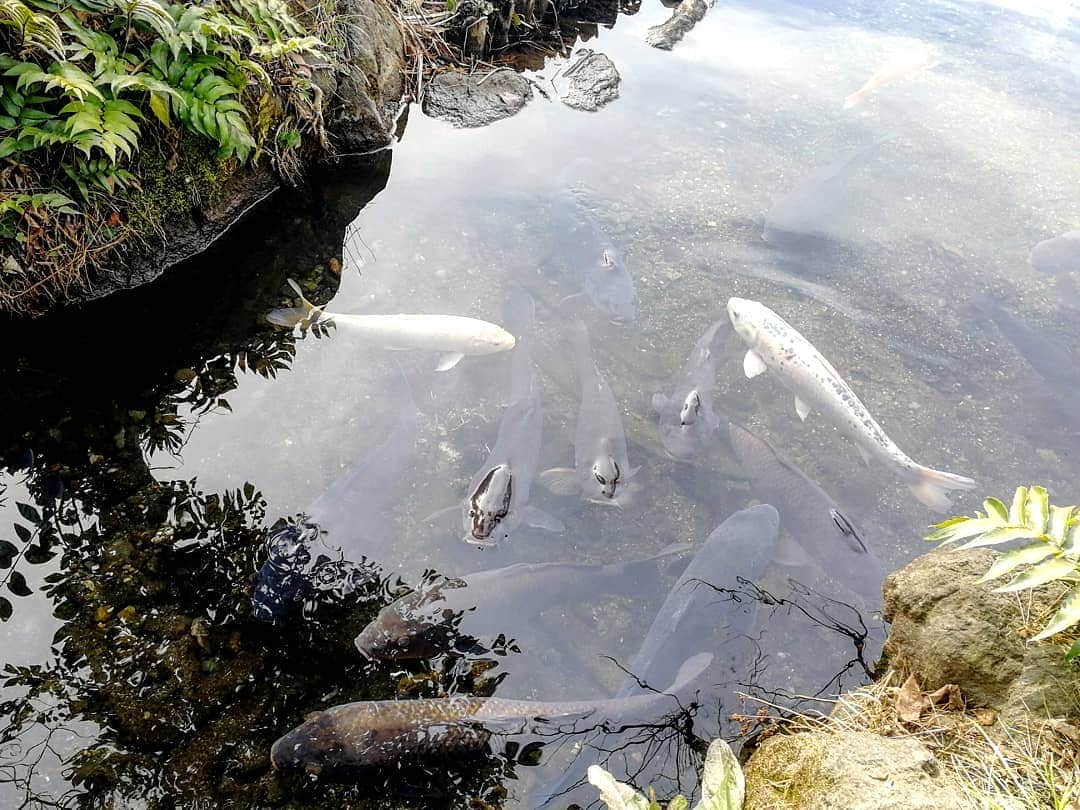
[742,548,1079,809]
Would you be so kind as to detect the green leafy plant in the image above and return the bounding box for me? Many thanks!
[588,738,745,810]
[927,485,1080,661]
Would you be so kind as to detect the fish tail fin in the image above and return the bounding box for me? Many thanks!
[908,465,976,512]
[666,652,712,694]
[266,279,325,328]
[286,279,318,315]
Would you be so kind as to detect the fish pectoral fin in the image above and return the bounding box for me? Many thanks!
[855,443,872,467]
[794,396,811,421]
[743,349,768,379]
[435,352,466,372]
[538,468,579,496]
[524,506,565,532]
[422,504,460,525]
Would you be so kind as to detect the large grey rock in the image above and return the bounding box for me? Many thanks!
[644,0,707,50]
[743,730,967,810]
[421,70,533,128]
[883,548,1079,722]
[559,52,620,111]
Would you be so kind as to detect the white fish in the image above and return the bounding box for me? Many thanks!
[727,297,975,511]
[266,279,515,371]
[843,44,937,109]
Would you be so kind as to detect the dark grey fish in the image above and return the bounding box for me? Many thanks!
[549,193,637,323]
[353,543,690,662]
[270,652,711,775]
[970,294,1080,401]
[540,322,638,504]
[531,506,779,809]
[763,134,898,245]
[1029,230,1080,275]
[728,422,885,603]
[651,319,727,459]
[460,294,561,546]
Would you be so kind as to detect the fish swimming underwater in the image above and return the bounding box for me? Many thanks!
[354,544,691,662]
[532,506,779,809]
[266,280,515,371]
[1028,230,1080,276]
[651,319,727,459]
[728,422,885,603]
[843,44,936,109]
[727,297,976,510]
[251,367,419,621]
[540,322,638,504]
[270,652,712,775]
[763,134,897,245]
[458,292,561,546]
[549,193,637,324]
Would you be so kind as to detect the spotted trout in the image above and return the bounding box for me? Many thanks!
[727,297,975,510]
[270,652,711,774]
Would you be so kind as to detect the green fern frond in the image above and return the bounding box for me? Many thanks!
[113,0,174,38]
[0,0,65,59]
[251,35,324,60]
[60,95,142,160]
[928,485,1080,649]
[7,61,103,102]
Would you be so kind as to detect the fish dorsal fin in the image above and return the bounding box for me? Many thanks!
[743,350,768,379]
[794,396,811,421]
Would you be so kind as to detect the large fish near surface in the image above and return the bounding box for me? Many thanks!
[970,294,1080,402]
[270,652,711,775]
[1028,230,1080,275]
[651,319,727,459]
[763,134,897,245]
[549,193,637,324]
[540,322,639,504]
[843,44,936,109]
[266,279,515,371]
[251,368,419,621]
[532,505,779,809]
[728,422,884,603]
[458,293,562,546]
[727,297,976,510]
[354,543,690,662]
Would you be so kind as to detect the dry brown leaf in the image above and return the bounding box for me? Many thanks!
[895,673,926,724]
[927,683,965,712]
[972,708,997,727]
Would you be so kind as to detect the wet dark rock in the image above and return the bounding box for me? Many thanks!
[883,548,1078,722]
[559,52,621,111]
[644,0,707,50]
[421,70,534,128]
[743,730,967,810]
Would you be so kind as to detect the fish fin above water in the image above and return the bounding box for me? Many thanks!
[794,396,811,421]
[743,349,768,379]
[524,505,565,532]
[908,465,977,512]
[435,352,465,372]
[856,443,872,467]
[539,468,580,496]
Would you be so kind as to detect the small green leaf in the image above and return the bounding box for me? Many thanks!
[983,498,1008,522]
[994,557,1076,594]
[0,595,11,621]
[1009,486,1028,525]
[7,570,32,597]
[695,738,745,810]
[0,540,16,568]
[1031,583,1080,641]
[668,797,688,810]
[956,525,1040,550]
[1047,505,1076,544]
[925,516,1000,544]
[1024,486,1049,534]
[16,502,40,524]
[587,765,650,810]
[980,543,1058,583]
[1066,638,1080,663]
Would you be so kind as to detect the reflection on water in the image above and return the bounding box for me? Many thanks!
[2,0,1078,805]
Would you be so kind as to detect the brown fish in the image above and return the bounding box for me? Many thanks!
[269,653,711,774]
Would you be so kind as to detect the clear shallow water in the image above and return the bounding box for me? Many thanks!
[1,0,1078,806]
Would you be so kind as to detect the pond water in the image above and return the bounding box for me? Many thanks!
[1,0,1078,806]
